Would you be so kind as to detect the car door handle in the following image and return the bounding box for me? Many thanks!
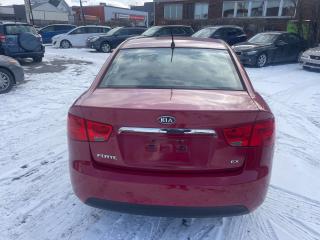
[118,127,217,136]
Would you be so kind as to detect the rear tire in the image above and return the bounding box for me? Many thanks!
[256,53,268,68]
[60,40,71,49]
[0,68,14,94]
[100,42,111,53]
[33,56,43,63]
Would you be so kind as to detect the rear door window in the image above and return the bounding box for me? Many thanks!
[102,27,110,33]
[70,27,86,34]
[41,26,55,32]
[172,27,185,35]
[5,24,37,35]
[100,48,243,90]
[87,27,102,33]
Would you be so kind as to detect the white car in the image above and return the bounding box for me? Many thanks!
[52,25,111,48]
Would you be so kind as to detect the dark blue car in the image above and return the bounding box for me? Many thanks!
[39,24,76,44]
[87,27,146,53]
[0,22,45,62]
[192,25,247,46]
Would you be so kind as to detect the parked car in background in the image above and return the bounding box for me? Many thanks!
[0,55,24,94]
[68,37,275,217]
[300,46,320,70]
[0,22,45,62]
[52,25,111,48]
[88,27,146,53]
[140,25,194,37]
[38,24,76,44]
[192,26,247,45]
[232,32,307,67]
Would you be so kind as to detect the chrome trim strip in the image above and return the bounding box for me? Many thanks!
[118,127,217,136]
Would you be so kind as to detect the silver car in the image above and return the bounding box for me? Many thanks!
[0,55,24,94]
[300,46,320,70]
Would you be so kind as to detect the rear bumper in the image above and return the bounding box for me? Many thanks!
[86,198,249,218]
[4,46,45,59]
[70,158,270,217]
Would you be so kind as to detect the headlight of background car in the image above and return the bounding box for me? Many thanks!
[246,50,258,56]
[90,37,99,42]
[301,53,310,59]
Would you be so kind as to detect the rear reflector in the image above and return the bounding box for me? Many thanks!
[223,119,275,147]
[0,34,6,43]
[68,114,112,142]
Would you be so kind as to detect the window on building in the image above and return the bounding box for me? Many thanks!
[266,0,281,16]
[236,1,249,17]
[222,0,296,18]
[281,0,297,17]
[194,3,209,19]
[251,1,265,17]
[184,3,194,19]
[223,1,236,17]
[164,4,183,20]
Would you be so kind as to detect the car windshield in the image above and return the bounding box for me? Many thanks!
[192,28,217,38]
[99,48,243,90]
[105,27,122,36]
[141,26,161,36]
[248,33,279,44]
[5,24,37,35]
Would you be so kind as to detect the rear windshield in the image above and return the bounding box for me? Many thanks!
[141,26,161,36]
[192,28,217,38]
[249,33,279,45]
[99,48,243,90]
[5,24,37,35]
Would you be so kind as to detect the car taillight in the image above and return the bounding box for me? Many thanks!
[223,119,275,147]
[68,114,112,142]
[86,120,112,142]
[68,114,87,141]
[0,34,6,43]
[250,119,275,146]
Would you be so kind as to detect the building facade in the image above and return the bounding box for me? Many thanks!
[131,2,155,26]
[73,4,148,27]
[154,0,319,36]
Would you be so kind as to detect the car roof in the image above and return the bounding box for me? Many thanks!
[121,37,227,50]
[0,21,31,25]
[156,25,192,28]
[46,24,76,26]
[257,31,286,34]
[77,25,110,28]
[205,25,243,29]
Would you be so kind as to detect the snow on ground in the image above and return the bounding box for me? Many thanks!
[1,46,320,240]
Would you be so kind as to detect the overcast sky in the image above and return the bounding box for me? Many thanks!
[0,0,149,8]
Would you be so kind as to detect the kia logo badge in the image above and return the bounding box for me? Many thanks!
[158,116,176,125]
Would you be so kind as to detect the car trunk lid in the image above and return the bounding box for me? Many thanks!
[79,88,259,172]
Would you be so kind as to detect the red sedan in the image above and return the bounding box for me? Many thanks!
[68,37,275,217]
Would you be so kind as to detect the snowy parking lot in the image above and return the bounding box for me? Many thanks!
[1,46,320,240]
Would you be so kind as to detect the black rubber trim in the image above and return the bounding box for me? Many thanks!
[85,198,249,218]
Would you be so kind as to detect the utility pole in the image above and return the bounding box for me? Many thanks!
[79,0,86,25]
[24,0,31,24]
[28,0,35,25]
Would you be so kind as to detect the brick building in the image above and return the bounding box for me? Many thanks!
[154,0,320,39]
[72,4,148,26]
